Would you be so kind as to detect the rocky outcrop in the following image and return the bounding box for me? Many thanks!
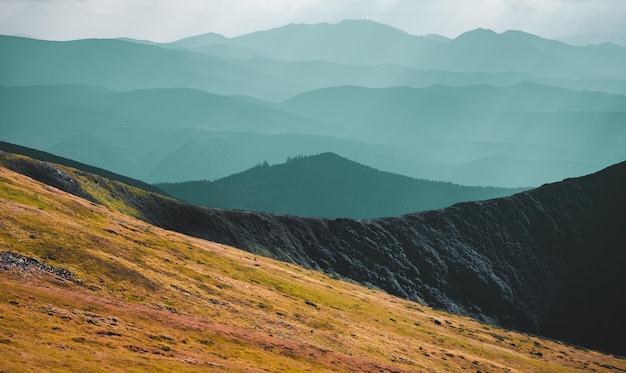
[0,251,79,283]
[3,151,625,355]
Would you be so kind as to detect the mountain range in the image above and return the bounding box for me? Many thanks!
[172,20,626,80]
[3,147,625,357]
[2,20,626,188]
[158,153,527,219]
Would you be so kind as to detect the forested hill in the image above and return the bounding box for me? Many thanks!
[158,153,527,219]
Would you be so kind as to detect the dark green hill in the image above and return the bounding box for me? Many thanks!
[157,153,527,219]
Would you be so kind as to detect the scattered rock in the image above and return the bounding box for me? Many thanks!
[0,251,79,283]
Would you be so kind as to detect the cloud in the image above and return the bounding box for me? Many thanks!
[1,0,625,41]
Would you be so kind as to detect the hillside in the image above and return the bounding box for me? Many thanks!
[0,141,166,196]
[4,162,625,371]
[3,150,626,356]
[158,153,527,219]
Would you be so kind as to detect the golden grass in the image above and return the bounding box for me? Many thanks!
[1,165,624,372]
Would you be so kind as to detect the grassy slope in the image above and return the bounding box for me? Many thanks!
[0,141,167,196]
[1,165,624,372]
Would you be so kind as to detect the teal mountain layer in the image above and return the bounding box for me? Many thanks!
[1,20,626,188]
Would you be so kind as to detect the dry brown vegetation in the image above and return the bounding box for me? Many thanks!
[1,165,624,372]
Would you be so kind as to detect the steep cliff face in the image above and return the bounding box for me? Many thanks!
[2,151,625,355]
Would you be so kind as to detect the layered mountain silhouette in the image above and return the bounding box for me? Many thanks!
[170,20,626,80]
[158,153,527,219]
[0,35,300,101]
[2,81,624,186]
[3,20,626,187]
[4,148,625,356]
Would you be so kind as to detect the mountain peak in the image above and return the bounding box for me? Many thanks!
[240,18,413,37]
[228,18,440,65]
[172,32,227,48]
[334,19,412,34]
[454,28,500,40]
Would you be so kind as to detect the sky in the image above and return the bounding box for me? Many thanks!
[1,0,626,42]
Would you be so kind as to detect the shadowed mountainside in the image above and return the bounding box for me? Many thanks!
[158,153,527,219]
[2,149,625,355]
[4,164,625,372]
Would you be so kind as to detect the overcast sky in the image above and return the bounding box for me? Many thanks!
[1,0,626,42]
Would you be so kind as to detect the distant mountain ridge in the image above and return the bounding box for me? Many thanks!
[224,19,443,66]
[158,153,527,219]
[167,20,626,79]
[172,32,227,47]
